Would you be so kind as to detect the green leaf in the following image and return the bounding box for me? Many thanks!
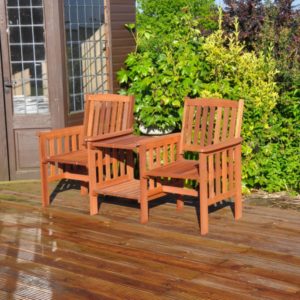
[172,100,181,107]
[117,69,128,84]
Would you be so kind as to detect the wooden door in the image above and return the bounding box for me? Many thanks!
[0,0,52,179]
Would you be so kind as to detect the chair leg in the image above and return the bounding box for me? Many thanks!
[199,196,208,235]
[140,178,148,224]
[199,154,208,235]
[235,145,242,220]
[176,195,184,210]
[235,191,242,220]
[80,182,89,196]
[41,162,49,207]
[89,193,98,215]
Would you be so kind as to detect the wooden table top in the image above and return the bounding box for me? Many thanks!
[92,134,153,150]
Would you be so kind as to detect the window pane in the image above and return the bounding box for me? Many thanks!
[21,26,33,43]
[32,0,43,5]
[7,0,18,6]
[10,45,22,61]
[23,45,34,60]
[34,26,44,42]
[19,0,31,6]
[32,8,43,24]
[64,0,108,113]
[6,0,49,115]
[35,45,45,60]
[20,8,32,25]
[23,63,35,79]
[10,27,21,43]
[8,9,19,25]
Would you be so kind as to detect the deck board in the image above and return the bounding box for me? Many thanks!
[0,182,299,299]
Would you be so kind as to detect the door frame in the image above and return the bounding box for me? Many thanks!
[0,0,14,180]
[44,0,68,129]
[0,35,9,181]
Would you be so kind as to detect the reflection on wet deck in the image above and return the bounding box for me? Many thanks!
[0,181,300,299]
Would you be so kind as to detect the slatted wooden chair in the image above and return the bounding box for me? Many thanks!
[138,97,244,235]
[87,97,243,233]
[38,94,134,213]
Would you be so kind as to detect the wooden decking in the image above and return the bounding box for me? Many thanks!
[0,181,300,299]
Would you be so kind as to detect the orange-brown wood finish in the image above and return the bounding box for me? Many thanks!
[38,94,135,213]
[139,98,244,235]
[88,134,154,216]
[87,98,243,233]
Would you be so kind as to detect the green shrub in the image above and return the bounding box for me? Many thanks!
[221,1,300,193]
[119,10,300,193]
[118,12,207,130]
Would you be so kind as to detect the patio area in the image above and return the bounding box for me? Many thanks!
[0,181,299,299]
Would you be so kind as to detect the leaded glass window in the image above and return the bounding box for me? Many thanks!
[64,0,109,113]
[7,0,48,115]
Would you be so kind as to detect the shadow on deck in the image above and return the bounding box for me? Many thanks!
[0,180,299,299]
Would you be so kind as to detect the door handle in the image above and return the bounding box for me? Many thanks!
[4,80,13,88]
[4,80,16,94]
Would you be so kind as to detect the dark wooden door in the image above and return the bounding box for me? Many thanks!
[0,0,52,179]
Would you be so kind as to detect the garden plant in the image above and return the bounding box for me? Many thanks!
[118,0,300,194]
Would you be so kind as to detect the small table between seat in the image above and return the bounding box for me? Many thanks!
[92,134,152,150]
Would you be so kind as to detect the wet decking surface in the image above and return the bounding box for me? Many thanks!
[0,181,299,299]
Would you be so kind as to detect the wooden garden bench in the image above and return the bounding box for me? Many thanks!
[88,97,244,235]
[38,94,135,214]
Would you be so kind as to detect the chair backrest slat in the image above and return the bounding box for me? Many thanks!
[200,106,208,147]
[92,101,101,135]
[116,101,124,132]
[122,101,130,130]
[110,102,118,133]
[104,102,112,134]
[83,94,135,142]
[229,108,237,138]
[193,106,201,145]
[221,107,229,140]
[207,106,216,145]
[235,100,244,138]
[214,107,223,143]
[180,98,244,153]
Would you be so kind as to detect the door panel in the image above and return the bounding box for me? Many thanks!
[0,0,51,179]
[14,128,50,170]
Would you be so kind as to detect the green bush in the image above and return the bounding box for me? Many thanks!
[222,0,300,193]
[118,12,206,130]
[119,9,299,193]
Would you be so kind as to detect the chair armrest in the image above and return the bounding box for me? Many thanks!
[139,133,181,174]
[138,132,181,148]
[84,128,134,142]
[38,125,84,161]
[38,125,83,139]
[199,137,243,154]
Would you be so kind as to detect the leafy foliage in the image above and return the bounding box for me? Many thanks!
[118,3,299,193]
[119,2,216,130]
[223,0,265,48]
[222,1,300,193]
[137,0,217,33]
[223,0,300,90]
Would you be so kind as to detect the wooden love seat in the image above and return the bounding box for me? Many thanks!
[88,97,244,235]
[38,94,135,213]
